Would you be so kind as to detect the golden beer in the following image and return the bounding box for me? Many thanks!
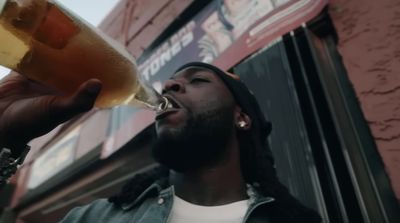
[0,0,160,108]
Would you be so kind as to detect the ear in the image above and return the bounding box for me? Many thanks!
[234,106,252,131]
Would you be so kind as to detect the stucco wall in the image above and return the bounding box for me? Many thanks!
[329,0,400,198]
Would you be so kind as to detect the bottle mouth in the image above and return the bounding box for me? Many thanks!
[0,0,6,14]
[157,96,170,113]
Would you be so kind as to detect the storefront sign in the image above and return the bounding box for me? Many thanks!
[138,0,327,84]
[27,126,81,189]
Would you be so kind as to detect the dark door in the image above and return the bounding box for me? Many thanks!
[234,40,329,220]
[233,18,400,222]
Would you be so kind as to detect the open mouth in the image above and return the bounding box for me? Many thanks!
[155,95,182,120]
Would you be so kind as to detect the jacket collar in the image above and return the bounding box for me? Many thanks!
[120,178,275,211]
[121,178,169,211]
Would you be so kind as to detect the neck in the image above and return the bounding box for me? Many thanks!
[169,139,247,206]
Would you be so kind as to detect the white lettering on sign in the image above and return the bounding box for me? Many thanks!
[140,21,196,81]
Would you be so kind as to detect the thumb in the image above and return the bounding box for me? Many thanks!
[49,79,103,123]
[0,79,103,150]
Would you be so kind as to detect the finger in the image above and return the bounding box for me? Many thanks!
[0,71,22,82]
[0,72,56,97]
[2,79,102,142]
[48,79,103,123]
[0,79,102,153]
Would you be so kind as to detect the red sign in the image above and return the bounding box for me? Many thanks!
[138,0,327,83]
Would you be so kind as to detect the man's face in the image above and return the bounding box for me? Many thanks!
[152,67,236,172]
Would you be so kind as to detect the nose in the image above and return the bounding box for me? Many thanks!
[162,79,185,94]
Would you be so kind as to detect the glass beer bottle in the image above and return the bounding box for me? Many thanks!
[0,0,167,109]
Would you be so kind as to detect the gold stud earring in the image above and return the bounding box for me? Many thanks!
[239,121,246,128]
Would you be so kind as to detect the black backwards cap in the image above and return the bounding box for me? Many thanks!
[175,62,274,162]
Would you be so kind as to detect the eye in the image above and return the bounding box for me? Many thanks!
[190,77,210,84]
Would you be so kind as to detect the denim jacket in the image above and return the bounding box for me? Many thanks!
[59,181,277,223]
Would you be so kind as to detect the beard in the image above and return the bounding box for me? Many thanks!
[152,106,234,172]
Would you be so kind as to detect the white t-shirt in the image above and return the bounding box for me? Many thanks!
[168,195,249,223]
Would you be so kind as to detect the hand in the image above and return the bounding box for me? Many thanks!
[0,72,102,157]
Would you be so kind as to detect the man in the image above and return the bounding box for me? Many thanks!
[0,62,321,222]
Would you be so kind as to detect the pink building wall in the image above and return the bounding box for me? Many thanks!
[329,0,400,199]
